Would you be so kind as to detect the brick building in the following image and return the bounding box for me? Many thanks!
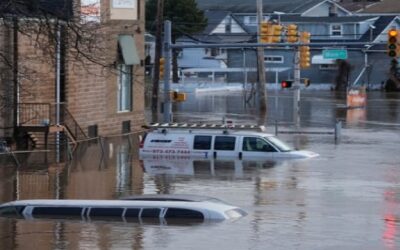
[0,0,146,145]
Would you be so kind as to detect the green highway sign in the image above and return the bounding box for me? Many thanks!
[322,49,348,59]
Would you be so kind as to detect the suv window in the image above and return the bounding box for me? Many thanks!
[141,208,161,217]
[243,137,276,152]
[32,206,83,216]
[194,135,212,150]
[214,136,236,151]
[165,208,204,219]
[89,208,124,217]
[0,206,24,216]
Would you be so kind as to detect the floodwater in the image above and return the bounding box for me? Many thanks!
[1,90,400,250]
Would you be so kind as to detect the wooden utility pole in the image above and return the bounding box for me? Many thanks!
[151,0,164,122]
[256,0,267,116]
[13,17,19,139]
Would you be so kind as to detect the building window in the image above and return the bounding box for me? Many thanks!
[330,24,342,37]
[264,56,284,64]
[319,64,338,70]
[117,64,132,112]
[244,16,257,26]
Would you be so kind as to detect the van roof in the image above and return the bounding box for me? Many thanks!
[151,128,274,137]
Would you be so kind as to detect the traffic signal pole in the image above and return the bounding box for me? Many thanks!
[293,50,301,128]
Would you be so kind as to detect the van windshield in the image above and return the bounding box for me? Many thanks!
[264,136,292,152]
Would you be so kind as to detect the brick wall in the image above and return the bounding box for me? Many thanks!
[1,0,146,138]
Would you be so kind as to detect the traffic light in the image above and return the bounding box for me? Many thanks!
[299,46,311,69]
[159,57,165,78]
[259,21,271,43]
[286,24,298,43]
[299,31,311,69]
[281,80,293,88]
[304,78,311,87]
[271,24,283,43]
[387,29,399,57]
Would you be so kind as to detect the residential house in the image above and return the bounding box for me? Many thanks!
[175,0,399,88]
[0,0,145,146]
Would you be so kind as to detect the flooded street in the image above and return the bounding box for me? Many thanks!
[1,90,400,249]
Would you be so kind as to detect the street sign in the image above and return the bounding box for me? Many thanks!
[323,49,348,59]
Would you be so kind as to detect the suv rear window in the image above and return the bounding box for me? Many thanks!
[214,136,236,151]
[194,136,212,150]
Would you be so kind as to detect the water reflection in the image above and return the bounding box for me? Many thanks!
[140,156,288,179]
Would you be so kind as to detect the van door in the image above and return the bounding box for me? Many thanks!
[240,136,277,159]
[213,135,237,158]
[192,135,213,158]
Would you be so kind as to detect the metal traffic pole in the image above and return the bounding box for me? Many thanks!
[163,20,172,123]
[293,49,301,129]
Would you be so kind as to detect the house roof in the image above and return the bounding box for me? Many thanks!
[359,0,400,13]
[337,0,400,13]
[204,10,231,34]
[0,0,72,20]
[280,15,376,23]
[358,15,397,42]
[195,0,345,14]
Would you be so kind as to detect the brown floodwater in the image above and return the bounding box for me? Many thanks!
[0,90,400,250]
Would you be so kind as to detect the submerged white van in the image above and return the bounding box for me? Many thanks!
[140,123,318,159]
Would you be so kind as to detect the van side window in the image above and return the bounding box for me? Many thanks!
[243,137,276,152]
[194,136,212,150]
[214,136,236,151]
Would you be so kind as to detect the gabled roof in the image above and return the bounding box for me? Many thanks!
[280,15,376,23]
[195,0,351,14]
[204,10,231,34]
[203,10,250,35]
[359,0,400,13]
[358,15,396,42]
[337,0,400,13]
[0,0,72,20]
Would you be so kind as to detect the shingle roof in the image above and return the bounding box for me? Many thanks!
[204,10,230,34]
[195,0,336,14]
[280,15,376,23]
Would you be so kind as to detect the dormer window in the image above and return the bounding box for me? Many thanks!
[330,24,342,37]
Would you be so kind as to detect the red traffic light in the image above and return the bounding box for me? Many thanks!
[281,80,293,88]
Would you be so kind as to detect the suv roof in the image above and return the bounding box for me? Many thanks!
[120,194,224,203]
